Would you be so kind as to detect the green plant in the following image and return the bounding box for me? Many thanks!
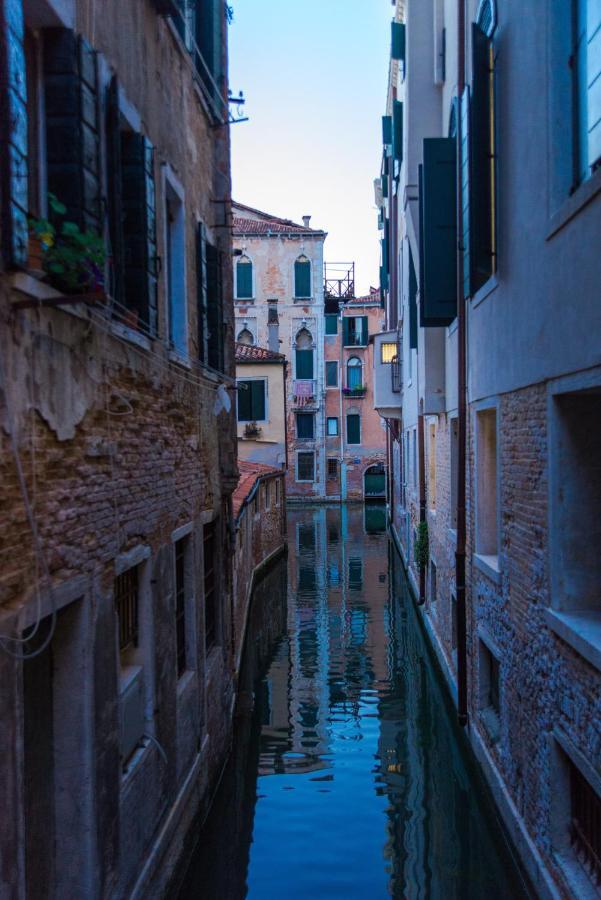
[29,194,105,294]
[414,521,429,571]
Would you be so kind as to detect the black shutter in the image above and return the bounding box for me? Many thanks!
[409,243,418,349]
[470,23,495,292]
[420,138,457,327]
[197,222,208,363]
[237,380,251,421]
[121,134,158,334]
[206,241,224,371]
[0,0,29,268]
[106,76,124,305]
[43,29,101,232]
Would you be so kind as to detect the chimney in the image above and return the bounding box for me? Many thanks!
[302,215,311,228]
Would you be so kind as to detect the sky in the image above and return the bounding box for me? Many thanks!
[227,0,392,297]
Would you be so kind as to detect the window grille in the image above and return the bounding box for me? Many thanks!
[327,458,339,480]
[391,354,401,392]
[203,520,218,649]
[297,452,315,482]
[115,567,139,653]
[175,538,187,676]
[570,760,601,887]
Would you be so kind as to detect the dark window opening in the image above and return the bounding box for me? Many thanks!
[175,537,187,677]
[296,413,314,439]
[570,758,601,887]
[327,458,339,480]
[297,452,315,482]
[203,520,218,650]
[115,567,139,653]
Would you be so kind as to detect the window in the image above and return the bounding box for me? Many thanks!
[294,254,312,298]
[572,0,601,185]
[327,417,339,436]
[478,637,501,739]
[342,316,368,346]
[429,561,437,603]
[428,422,436,510]
[296,413,314,439]
[115,567,139,653]
[327,458,339,480]
[197,225,224,370]
[166,181,187,357]
[347,357,363,390]
[381,342,397,363]
[450,417,459,529]
[174,537,188,677]
[475,407,498,561]
[264,481,270,509]
[326,361,338,387]
[297,451,315,482]
[114,561,146,765]
[568,756,601,886]
[203,520,218,650]
[236,327,254,345]
[236,255,253,299]
[349,558,363,590]
[325,314,338,335]
[275,478,281,506]
[347,414,361,445]
[237,379,266,422]
[295,349,314,379]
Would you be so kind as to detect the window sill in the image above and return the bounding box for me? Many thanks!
[169,349,192,369]
[544,609,601,672]
[234,298,255,304]
[111,320,152,352]
[470,273,499,310]
[547,166,601,241]
[473,553,501,585]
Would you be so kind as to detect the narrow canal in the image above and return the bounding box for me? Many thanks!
[177,505,530,899]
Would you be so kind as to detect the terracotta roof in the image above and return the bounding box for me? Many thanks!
[235,342,286,363]
[232,201,326,236]
[233,460,283,520]
[347,287,381,305]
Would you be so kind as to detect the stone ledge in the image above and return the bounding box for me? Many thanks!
[544,609,601,673]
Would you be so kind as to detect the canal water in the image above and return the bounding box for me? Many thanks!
[177,505,530,899]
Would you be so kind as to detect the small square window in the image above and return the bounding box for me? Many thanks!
[381,341,397,363]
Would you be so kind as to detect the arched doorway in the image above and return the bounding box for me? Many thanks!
[364,464,387,499]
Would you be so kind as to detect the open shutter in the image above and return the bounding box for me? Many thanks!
[409,243,418,349]
[121,134,158,334]
[106,76,124,305]
[360,316,368,345]
[382,115,392,147]
[197,222,208,362]
[391,21,406,63]
[0,0,29,268]
[44,29,101,232]
[251,381,265,420]
[420,138,457,327]
[342,317,351,346]
[392,100,403,163]
[207,241,224,371]
[460,89,471,299]
[471,23,495,292]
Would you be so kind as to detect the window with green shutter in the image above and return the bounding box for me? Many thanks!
[236,256,253,298]
[392,100,403,163]
[294,255,311,298]
[419,138,457,327]
[391,21,406,63]
[296,413,314,439]
[237,380,266,422]
[295,349,313,379]
[343,316,368,347]
[326,361,338,386]
[382,115,392,147]
[297,452,315,482]
[347,414,361,445]
[325,314,338,335]
[470,23,497,293]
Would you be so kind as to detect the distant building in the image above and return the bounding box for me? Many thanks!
[232,202,328,500]
[235,342,287,468]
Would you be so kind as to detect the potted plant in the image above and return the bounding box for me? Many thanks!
[343,384,366,396]
[29,194,106,296]
[244,422,262,438]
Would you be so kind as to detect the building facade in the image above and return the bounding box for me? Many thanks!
[0,0,239,895]
[235,341,287,468]
[374,1,601,898]
[232,201,328,500]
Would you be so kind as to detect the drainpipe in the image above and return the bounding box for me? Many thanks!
[456,0,468,728]
[339,307,345,502]
[417,406,426,605]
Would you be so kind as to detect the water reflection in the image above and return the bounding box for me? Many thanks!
[178,505,529,900]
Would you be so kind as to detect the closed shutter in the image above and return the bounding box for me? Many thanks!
[296,413,314,439]
[391,21,406,63]
[295,349,313,379]
[106,76,124,305]
[460,88,471,299]
[347,414,361,445]
[471,23,495,291]
[294,258,311,298]
[325,314,338,335]
[195,0,221,101]
[0,0,28,268]
[237,380,251,421]
[251,381,265,420]
[207,241,224,371]
[236,258,252,298]
[392,100,403,163]
[382,115,392,146]
[360,316,368,344]
[43,28,101,232]
[420,138,457,327]
[409,243,418,349]
[342,317,351,346]
[197,222,208,362]
[121,134,158,334]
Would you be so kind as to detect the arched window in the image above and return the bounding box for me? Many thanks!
[295,328,314,379]
[294,255,311,299]
[347,356,363,390]
[237,327,254,346]
[236,255,253,299]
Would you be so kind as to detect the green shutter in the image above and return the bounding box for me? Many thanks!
[382,115,392,146]
[106,76,125,305]
[420,138,457,327]
[43,29,101,233]
[121,134,158,334]
[409,244,418,349]
[294,259,311,297]
[0,0,28,268]
[325,314,338,335]
[326,362,338,386]
[251,380,265,420]
[237,381,251,421]
[392,100,403,163]
[380,264,388,294]
[207,241,224,371]
[342,318,351,346]
[460,89,471,299]
[471,23,495,292]
[347,414,361,445]
[360,316,368,345]
[391,21,406,62]
[197,222,208,362]
[236,258,252,298]
[295,349,313,379]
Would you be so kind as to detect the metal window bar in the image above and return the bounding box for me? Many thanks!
[570,761,601,887]
[391,354,401,392]
[115,567,139,653]
[203,520,217,649]
[175,538,187,676]
[327,458,338,480]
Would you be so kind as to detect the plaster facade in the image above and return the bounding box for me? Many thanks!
[234,343,288,469]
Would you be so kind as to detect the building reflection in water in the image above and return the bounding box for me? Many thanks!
[177,505,529,900]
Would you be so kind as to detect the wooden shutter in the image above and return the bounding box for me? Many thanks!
[420,138,457,327]
[342,317,351,346]
[391,21,406,62]
[236,258,252,298]
[471,23,495,292]
[359,316,368,345]
[106,76,125,305]
[325,314,337,335]
[237,380,251,421]
[295,349,313,379]
[392,100,403,163]
[207,241,224,371]
[251,381,265,420]
[347,414,361,445]
[460,88,471,299]
[197,222,208,362]
[43,29,101,232]
[382,115,392,147]
[121,133,158,334]
[294,259,311,298]
[409,244,418,349]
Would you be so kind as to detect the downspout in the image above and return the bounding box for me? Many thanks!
[417,406,426,605]
[283,360,289,472]
[456,0,468,728]
[339,307,345,501]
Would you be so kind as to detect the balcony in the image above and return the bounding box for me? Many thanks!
[293,379,317,408]
[342,385,367,398]
[373,330,402,420]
